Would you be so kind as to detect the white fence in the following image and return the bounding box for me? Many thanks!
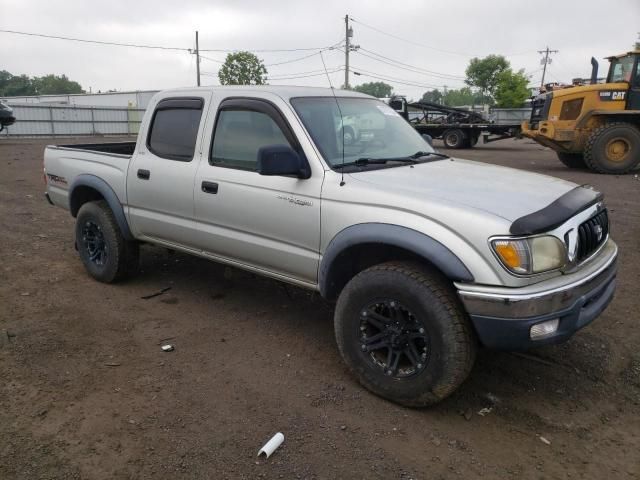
[1,104,145,137]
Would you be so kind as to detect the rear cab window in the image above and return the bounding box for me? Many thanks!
[147,98,204,161]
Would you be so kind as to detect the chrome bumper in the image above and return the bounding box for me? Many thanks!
[456,241,617,319]
[455,241,617,349]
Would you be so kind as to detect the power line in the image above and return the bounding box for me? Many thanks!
[0,28,339,56]
[356,48,466,80]
[267,68,344,81]
[201,44,343,68]
[349,17,473,57]
[350,17,538,58]
[265,43,343,67]
[199,54,226,64]
[0,28,189,50]
[265,51,321,67]
[350,66,446,89]
[268,66,342,78]
[199,45,334,53]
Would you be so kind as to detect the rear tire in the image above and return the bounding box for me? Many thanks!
[75,200,139,283]
[442,129,467,149]
[584,122,640,174]
[334,262,476,407]
[556,152,587,169]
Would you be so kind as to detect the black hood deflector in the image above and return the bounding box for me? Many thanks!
[510,186,603,235]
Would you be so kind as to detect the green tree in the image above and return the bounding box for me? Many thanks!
[465,55,510,103]
[0,70,85,96]
[218,51,267,85]
[352,81,393,98]
[32,74,84,94]
[421,89,443,104]
[442,87,483,107]
[494,69,531,108]
[0,73,36,96]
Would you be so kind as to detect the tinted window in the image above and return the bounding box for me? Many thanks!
[148,103,203,161]
[211,109,291,170]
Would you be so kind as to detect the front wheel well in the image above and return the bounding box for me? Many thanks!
[69,186,105,217]
[322,243,450,301]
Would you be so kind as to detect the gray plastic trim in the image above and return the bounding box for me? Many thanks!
[319,223,474,298]
[69,174,133,240]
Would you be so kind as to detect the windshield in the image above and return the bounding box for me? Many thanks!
[609,55,636,83]
[290,97,434,168]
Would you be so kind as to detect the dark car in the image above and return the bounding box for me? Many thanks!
[0,100,16,131]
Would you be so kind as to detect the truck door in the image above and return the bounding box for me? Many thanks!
[193,97,323,285]
[127,93,211,247]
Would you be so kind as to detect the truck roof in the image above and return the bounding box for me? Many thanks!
[158,85,373,100]
[605,50,640,60]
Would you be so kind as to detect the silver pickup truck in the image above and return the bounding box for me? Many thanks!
[44,86,617,406]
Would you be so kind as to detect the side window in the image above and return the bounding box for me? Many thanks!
[211,109,292,171]
[147,98,203,161]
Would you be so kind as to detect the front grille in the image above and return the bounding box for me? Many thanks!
[576,209,609,262]
[529,94,551,128]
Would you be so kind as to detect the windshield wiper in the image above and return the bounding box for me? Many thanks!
[410,150,450,159]
[333,157,418,169]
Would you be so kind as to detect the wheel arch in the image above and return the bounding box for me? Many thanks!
[69,174,133,240]
[318,223,474,300]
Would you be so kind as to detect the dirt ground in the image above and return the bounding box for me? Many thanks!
[1,136,639,480]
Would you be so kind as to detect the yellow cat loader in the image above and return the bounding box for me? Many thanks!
[522,51,640,173]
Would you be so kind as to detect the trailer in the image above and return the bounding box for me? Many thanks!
[386,96,524,149]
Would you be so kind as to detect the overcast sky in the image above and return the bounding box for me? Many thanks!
[1,0,639,98]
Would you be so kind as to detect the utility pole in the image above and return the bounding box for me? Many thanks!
[195,30,201,87]
[538,46,558,88]
[344,15,351,89]
[343,15,359,89]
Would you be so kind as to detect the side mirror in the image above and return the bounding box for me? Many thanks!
[257,145,310,179]
[422,133,433,147]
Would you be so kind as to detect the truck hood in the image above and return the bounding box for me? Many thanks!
[348,158,577,222]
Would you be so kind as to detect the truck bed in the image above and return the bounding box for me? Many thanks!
[55,141,136,156]
[44,141,133,212]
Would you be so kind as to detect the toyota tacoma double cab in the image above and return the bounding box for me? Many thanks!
[44,86,618,406]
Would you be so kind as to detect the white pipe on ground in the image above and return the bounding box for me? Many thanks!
[258,432,284,458]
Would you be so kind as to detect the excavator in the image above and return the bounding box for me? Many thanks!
[521,50,640,173]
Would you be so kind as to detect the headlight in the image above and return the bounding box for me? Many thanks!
[491,236,566,275]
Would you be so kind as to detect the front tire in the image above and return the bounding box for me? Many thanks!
[334,262,476,407]
[75,200,139,283]
[556,152,587,169]
[584,122,640,174]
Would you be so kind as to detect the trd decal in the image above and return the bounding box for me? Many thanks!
[46,173,68,185]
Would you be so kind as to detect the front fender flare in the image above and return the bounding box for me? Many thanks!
[69,174,133,240]
[319,223,474,298]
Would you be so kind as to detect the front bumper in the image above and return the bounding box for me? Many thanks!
[456,241,617,350]
[521,120,578,151]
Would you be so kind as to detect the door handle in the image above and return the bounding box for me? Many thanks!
[137,169,150,180]
[201,181,219,194]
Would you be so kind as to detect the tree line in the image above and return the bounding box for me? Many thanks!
[353,55,531,108]
[215,52,531,108]
[0,71,84,96]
